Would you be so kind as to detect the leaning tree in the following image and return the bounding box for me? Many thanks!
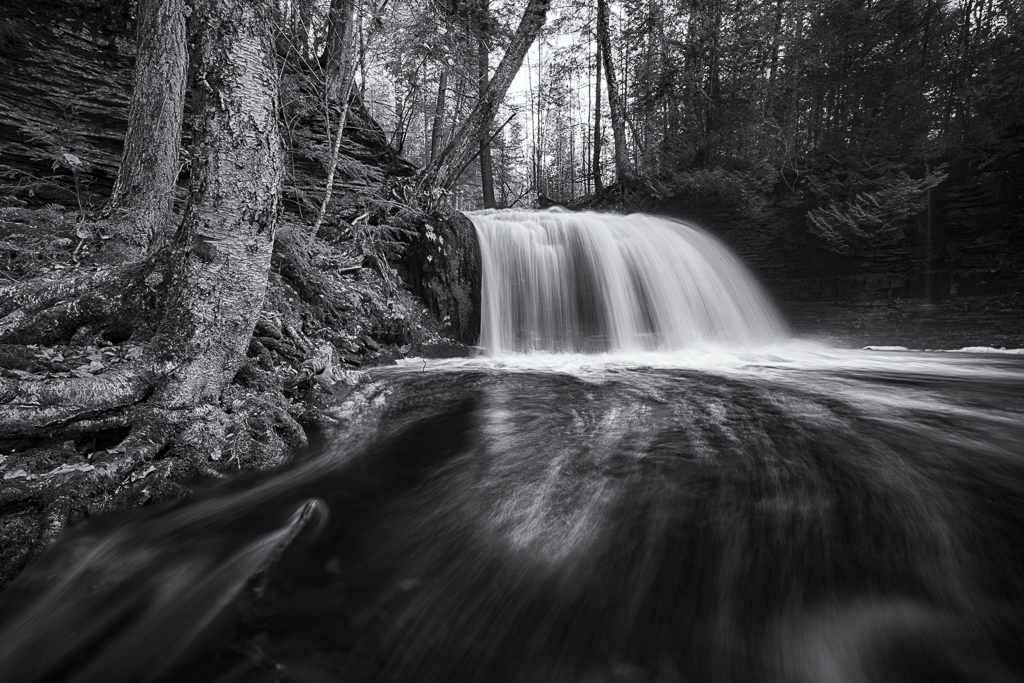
[422,0,550,193]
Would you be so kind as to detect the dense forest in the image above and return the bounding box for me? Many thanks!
[0,0,1021,583]
[351,0,1023,249]
[6,0,1023,242]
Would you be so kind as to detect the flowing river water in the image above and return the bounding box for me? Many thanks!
[0,211,1022,682]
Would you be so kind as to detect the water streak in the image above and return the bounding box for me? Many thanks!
[469,209,787,354]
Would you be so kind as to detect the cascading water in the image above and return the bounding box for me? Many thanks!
[470,209,787,354]
[1,213,1023,683]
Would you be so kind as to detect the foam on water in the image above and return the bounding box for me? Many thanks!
[394,339,1024,383]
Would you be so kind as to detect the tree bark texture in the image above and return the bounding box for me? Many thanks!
[107,0,188,251]
[430,68,449,166]
[477,0,497,208]
[593,32,604,195]
[597,0,631,184]
[157,0,283,408]
[325,0,359,104]
[425,0,550,190]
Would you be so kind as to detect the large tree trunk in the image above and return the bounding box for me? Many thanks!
[424,0,550,191]
[156,0,283,407]
[596,0,631,184]
[0,0,288,571]
[106,0,188,251]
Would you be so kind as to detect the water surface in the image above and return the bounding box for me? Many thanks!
[1,345,1023,682]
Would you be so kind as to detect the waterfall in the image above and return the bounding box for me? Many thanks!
[468,209,788,355]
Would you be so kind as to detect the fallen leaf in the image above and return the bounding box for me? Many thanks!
[130,465,157,482]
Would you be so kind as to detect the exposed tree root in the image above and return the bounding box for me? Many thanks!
[0,363,161,437]
[0,269,108,320]
[0,255,167,345]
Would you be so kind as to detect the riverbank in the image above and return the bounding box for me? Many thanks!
[0,198,478,589]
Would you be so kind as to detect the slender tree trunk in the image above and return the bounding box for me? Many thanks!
[535,36,545,197]
[107,0,187,252]
[156,0,283,407]
[584,42,591,195]
[706,0,721,140]
[392,78,409,153]
[768,0,784,87]
[430,67,448,166]
[593,31,604,195]
[325,0,359,101]
[358,8,367,100]
[642,0,657,174]
[447,69,470,154]
[477,0,496,208]
[425,0,550,191]
[597,0,631,183]
[313,0,358,237]
[423,104,430,167]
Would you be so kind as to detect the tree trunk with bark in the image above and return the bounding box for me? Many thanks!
[155,0,283,409]
[313,0,359,236]
[424,0,550,191]
[430,68,448,166]
[106,0,188,252]
[593,31,604,195]
[596,0,631,184]
[325,0,359,104]
[477,0,497,208]
[0,0,437,592]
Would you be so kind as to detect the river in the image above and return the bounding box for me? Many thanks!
[0,212,1022,682]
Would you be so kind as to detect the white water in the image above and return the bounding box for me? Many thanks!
[469,209,788,355]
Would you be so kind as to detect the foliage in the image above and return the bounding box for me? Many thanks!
[0,204,78,280]
[806,165,948,253]
[14,96,102,218]
[655,167,773,216]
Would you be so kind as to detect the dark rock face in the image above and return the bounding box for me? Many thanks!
[0,0,133,205]
[403,211,482,346]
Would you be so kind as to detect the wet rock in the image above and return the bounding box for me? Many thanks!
[403,211,481,346]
